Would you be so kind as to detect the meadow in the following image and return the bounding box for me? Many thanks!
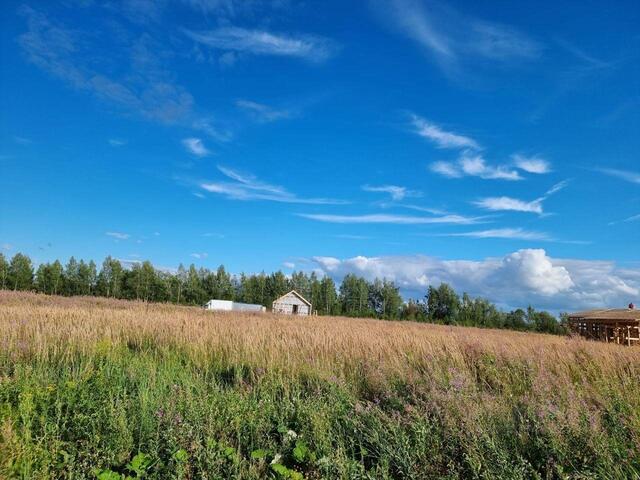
[1,291,639,479]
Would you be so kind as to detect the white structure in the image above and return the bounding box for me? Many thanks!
[272,290,312,316]
[204,299,266,313]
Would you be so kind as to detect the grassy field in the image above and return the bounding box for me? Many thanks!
[1,291,639,479]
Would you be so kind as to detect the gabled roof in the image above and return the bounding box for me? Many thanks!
[273,290,312,306]
[568,308,640,321]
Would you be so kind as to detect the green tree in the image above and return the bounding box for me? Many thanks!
[267,271,289,305]
[183,264,205,305]
[527,306,563,334]
[458,293,502,328]
[380,280,402,319]
[77,260,97,295]
[289,271,311,300]
[316,276,338,315]
[8,253,34,291]
[0,253,9,290]
[339,274,370,317]
[401,299,427,322]
[215,265,235,300]
[425,283,460,324]
[63,257,80,296]
[504,308,528,331]
[96,257,124,298]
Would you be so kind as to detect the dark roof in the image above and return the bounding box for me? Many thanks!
[568,308,640,321]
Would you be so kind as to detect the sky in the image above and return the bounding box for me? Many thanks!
[1,0,639,311]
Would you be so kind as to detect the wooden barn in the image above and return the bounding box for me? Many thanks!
[272,290,312,316]
[568,304,639,345]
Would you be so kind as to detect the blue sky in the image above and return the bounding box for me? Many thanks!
[1,0,639,310]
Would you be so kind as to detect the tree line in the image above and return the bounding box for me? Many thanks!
[0,252,566,334]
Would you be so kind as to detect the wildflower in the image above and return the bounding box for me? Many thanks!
[271,453,282,465]
[285,429,297,440]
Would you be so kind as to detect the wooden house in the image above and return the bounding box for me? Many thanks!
[568,304,639,345]
[272,290,312,316]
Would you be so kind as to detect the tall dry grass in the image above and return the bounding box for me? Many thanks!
[1,291,640,479]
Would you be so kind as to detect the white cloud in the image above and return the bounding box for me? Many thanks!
[236,100,290,122]
[430,161,463,178]
[182,137,211,157]
[1,243,12,251]
[283,261,296,269]
[19,8,198,126]
[474,196,543,214]
[410,115,480,150]
[373,0,541,75]
[298,213,484,225]
[512,154,551,174]
[106,231,130,240]
[474,181,568,215]
[599,168,640,185]
[200,166,346,204]
[312,249,638,311]
[430,152,523,181]
[333,234,370,240]
[183,27,336,63]
[609,213,640,226]
[18,6,234,144]
[108,139,126,147]
[362,184,421,201]
[14,136,33,145]
[442,228,550,241]
[190,252,208,259]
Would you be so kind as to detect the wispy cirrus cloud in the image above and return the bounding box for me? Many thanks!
[609,213,640,226]
[474,181,568,215]
[236,100,290,122]
[410,114,480,150]
[431,152,523,181]
[512,154,551,174]
[190,252,208,259]
[474,196,543,214]
[362,184,421,201]
[108,139,126,147]
[298,213,484,225]
[200,166,346,204]
[183,27,337,63]
[106,231,130,240]
[599,168,640,185]
[182,137,211,157]
[412,116,552,181]
[372,0,541,76]
[18,6,231,142]
[440,228,551,241]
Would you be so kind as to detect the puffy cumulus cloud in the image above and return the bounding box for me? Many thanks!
[496,249,573,296]
[312,249,638,311]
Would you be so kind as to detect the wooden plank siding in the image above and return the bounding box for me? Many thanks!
[272,290,312,316]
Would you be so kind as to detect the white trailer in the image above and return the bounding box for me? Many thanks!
[204,299,266,313]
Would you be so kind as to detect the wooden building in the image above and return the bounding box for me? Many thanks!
[568,305,639,345]
[272,290,312,316]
